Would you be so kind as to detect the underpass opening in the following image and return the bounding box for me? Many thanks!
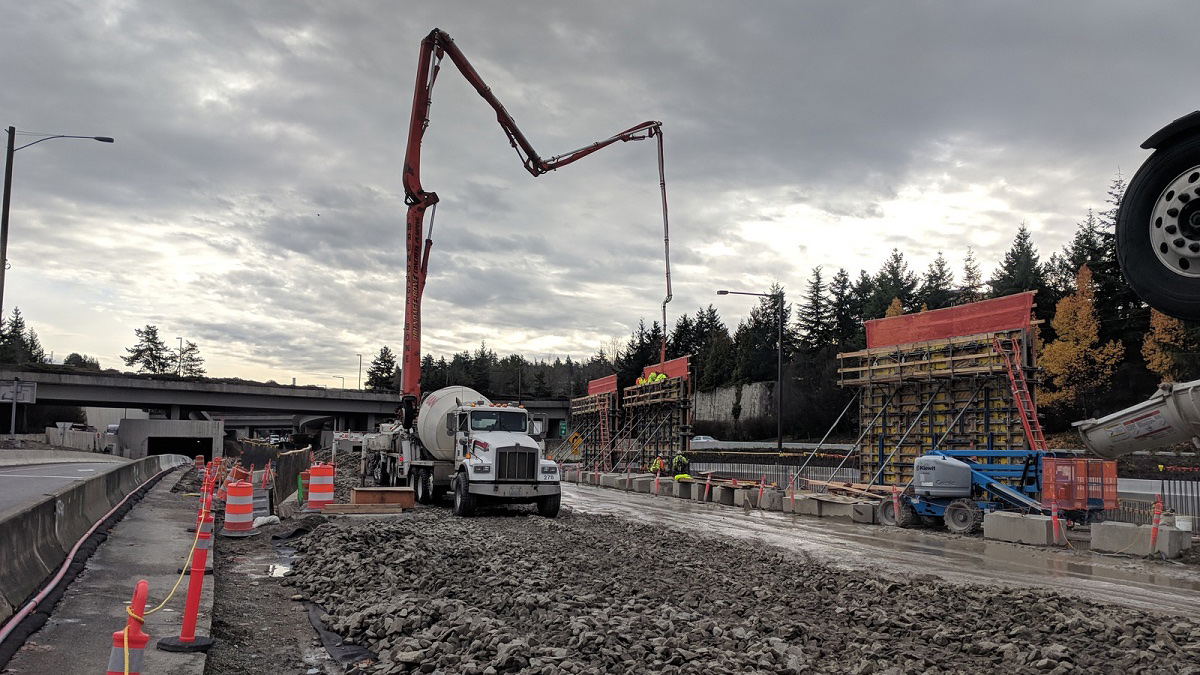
[147,437,212,461]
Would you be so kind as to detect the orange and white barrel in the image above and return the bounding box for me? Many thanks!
[193,455,204,469]
[219,481,258,537]
[304,463,335,513]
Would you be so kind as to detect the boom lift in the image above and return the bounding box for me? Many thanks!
[367,29,672,516]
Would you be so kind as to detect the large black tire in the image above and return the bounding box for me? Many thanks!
[943,498,983,535]
[1117,132,1200,320]
[414,468,434,505]
[452,473,475,517]
[536,494,561,518]
[877,496,917,528]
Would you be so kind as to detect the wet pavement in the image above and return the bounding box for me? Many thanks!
[562,483,1200,616]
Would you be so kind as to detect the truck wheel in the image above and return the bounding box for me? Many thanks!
[536,494,561,518]
[414,468,434,505]
[452,474,475,517]
[1117,132,1200,321]
[877,497,916,528]
[943,498,982,535]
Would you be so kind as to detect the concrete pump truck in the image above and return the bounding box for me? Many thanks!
[366,29,673,518]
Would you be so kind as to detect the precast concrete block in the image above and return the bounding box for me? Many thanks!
[673,481,693,500]
[759,489,784,511]
[632,476,656,493]
[653,478,676,497]
[851,503,877,525]
[820,501,856,521]
[983,512,1055,546]
[563,469,577,483]
[781,494,799,513]
[693,481,714,502]
[733,488,758,508]
[795,497,822,517]
[714,485,737,506]
[599,473,624,490]
[1092,521,1193,558]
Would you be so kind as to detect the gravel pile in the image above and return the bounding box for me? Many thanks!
[283,509,1200,675]
[330,446,371,503]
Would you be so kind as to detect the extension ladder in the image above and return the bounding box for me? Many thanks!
[992,335,1047,452]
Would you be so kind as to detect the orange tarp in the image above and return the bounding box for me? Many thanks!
[865,292,1034,348]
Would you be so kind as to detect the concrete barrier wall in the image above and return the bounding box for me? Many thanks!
[0,454,187,623]
[43,428,110,453]
[693,382,771,424]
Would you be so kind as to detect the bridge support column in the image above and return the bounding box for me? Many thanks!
[367,413,376,431]
[170,405,181,420]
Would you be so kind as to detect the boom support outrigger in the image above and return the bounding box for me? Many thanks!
[400,28,672,427]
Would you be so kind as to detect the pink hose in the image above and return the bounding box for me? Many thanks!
[0,463,178,644]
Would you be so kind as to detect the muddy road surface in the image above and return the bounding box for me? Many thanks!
[562,484,1200,616]
[284,502,1200,675]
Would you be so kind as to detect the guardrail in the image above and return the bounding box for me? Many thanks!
[0,454,186,623]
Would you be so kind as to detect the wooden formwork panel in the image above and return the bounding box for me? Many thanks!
[838,329,1032,386]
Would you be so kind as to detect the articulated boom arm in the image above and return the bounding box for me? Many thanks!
[400,28,671,419]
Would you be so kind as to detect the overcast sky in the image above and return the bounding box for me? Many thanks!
[1,1,1193,386]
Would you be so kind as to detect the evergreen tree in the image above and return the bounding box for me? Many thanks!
[828,268,861,350]
[917,252,955,310]
[797,267,831,352]
[366,346,399,392]
[1094,173,1149,350]
[1039,265,1124,415]
[121,325,174,374]
[693,305,734,390]
[957,248,984,305]
[988,223,1047,299]
[865,249,918,318]
[178,340,206,377]
[884,297,904,317]
[470,342,498,395]
[0,308,46,365]
[731,284,794,384]
[667,313,699,360]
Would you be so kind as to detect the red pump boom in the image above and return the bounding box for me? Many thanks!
[400,28,671,424]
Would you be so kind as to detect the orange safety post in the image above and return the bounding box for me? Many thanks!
[891,486,900,525]
[653,469,660,496]
[757,474,766,508]
[626,463,632,490]
[788,472,797,508]
[1050,499,1061,544]
[304,463,335,513]
[107,580,150,675]
[219,481,259,538]
[1150,496,1163,553]
[703,473,712,502]
[158,491,215,653]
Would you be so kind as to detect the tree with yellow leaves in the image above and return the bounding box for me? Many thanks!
[884,297,904,317]
[1142,309,1193,383]
[1039,265,1123,414]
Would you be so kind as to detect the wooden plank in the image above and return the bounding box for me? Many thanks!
[323,503,413,514]
[351,486,416,507]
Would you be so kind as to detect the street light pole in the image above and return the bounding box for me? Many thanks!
[177,337,183,376]
[0,126,114,323]
[333,376,345,389]
[717,289,785,450]
[357,353,362,389]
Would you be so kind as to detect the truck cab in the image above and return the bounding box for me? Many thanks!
[447,403,561,517]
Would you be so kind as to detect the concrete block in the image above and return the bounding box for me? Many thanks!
[714,485,737,506]
[562,469,577,483]
[599,473,624,489]
[653,478,676,497]
[821,501,855,521]
[781,494,797,513]
[983,512,1055,546]
[693,481,714,502]
[733,488,757,508]
[1092,521,1193,558]
[759,489,784,511]
[632,476,658,494]
[851,503,877,525]
[673,481,693,500]
[795,497,821,517]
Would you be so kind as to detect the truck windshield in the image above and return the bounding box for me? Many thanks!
[470,410,527,433]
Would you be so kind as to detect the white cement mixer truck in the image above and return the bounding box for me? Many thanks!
[366,385,561,517]
[1074,379,1200,458]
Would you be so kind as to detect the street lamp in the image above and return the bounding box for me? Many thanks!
[717,289,785,450]
[177,337,183,376]
[332,375,345,389]
[1,126,114,321]
[357,353,362,390]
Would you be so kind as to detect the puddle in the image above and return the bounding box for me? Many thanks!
[267,563,291,577]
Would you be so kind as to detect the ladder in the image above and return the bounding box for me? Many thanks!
[992,335,1047,452]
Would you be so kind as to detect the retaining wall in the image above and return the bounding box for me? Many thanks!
[0,454,186,623]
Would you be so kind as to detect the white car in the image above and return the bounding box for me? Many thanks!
[691,435,718,445]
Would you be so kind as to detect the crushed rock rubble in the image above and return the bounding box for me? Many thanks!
[282,508,1200,674]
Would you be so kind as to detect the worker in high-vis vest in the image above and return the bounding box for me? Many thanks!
[649,455,665,474]
[670,453,690,476]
